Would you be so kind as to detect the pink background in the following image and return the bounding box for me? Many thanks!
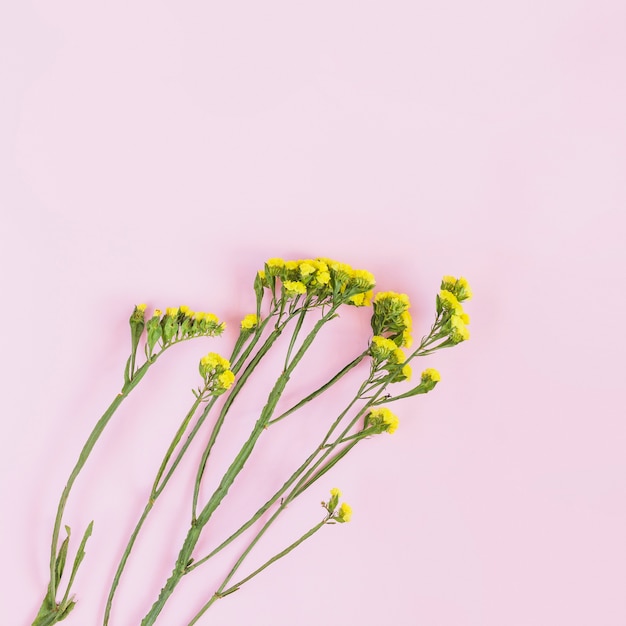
[2,1,626,624]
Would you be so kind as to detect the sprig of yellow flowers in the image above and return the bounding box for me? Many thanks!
[32,257,471,626]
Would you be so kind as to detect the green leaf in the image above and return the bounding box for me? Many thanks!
[54,527,71,587]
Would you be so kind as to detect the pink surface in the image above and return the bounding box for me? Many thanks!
[2,1,626,624]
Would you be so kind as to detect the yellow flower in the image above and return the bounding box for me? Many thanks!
[217,370,235,390]
[368,407,400,434]
[439,290,460,312]
[351,269,376,290]
[283,280,307,296]
[316,270,331,285]
[137,303,147,312]
[266,258,285,275]
[337,502,352,523]
[179,305,191,315]
[401,330,413,348]
[200,352,230,372]
[457,277,472,301]
[441,275,458,291]
[370,336,397,359]
[166,307,179,317]
[391,348,406,364]
[401,364,412,381]
[299,262,316,277]
[153,309,162,318]
[374,291,410,308]
[400,310,412,330]
[421,368,441,383]
[330,487,341,498]
[450,315,470,343]
[241,313,258,330]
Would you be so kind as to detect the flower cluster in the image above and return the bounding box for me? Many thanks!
[365,407,400,435]
[369,336,412,383]
[325,488,353,523]
[437,276,471,344]
[370,291,413,348]
[136,306,226,356]
[257,258,376,307]
[240,313,259,332]
[199,352,236,396]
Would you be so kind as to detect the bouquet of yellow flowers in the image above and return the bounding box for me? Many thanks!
[32,257,471,626]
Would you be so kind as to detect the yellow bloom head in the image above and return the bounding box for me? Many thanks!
[368,407,400,434]
[421,368,441,383]
[449,315,470,343]
[241,313,259,331]
[336,502,352,523]
[217,370,235,391]
[283,280,307,297]
[370,335,397,360]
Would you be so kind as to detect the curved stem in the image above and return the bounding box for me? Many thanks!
[46,361,151,605]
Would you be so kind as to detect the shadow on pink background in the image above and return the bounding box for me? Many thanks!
[1,1,625,624]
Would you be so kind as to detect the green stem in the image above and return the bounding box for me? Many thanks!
[104,323,269,624]
[268,352,366,426]
[46,361,151,605]
[191,315,286,521]
[188,514,329,625]
[140,305,339,626]
[186,385,366,574]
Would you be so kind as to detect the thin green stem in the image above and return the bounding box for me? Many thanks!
[187,514,328,625]
[46,361,150,605]
[186,384,367,574]
[283,305,307,370]
[104,323,268,624]
[268,352,367,426]
[140,305,340,626]
[191,314,289,521]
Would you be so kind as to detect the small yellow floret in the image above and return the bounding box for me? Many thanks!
[401,364,412,381]
[166,307,179,317]
[241,313,258,330]
[457,277,472,300]
[391,348,406,364]
[316,270,331,285]
[374,291,410,308]
[299,262,316,277]
[371,336,397,358]
[352,269,376,289]
[217,370,235,390]
[137,303,147,312]
[450,315,470,342]
[338,502,352,523]
[330,487,341,498]
[400,310,412,330]
[439,290,461,312]
[200,352,230,371]
[421,368,441,383]
[369,407,400,434]
[283,280,307,296]
[153,309,162,317]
